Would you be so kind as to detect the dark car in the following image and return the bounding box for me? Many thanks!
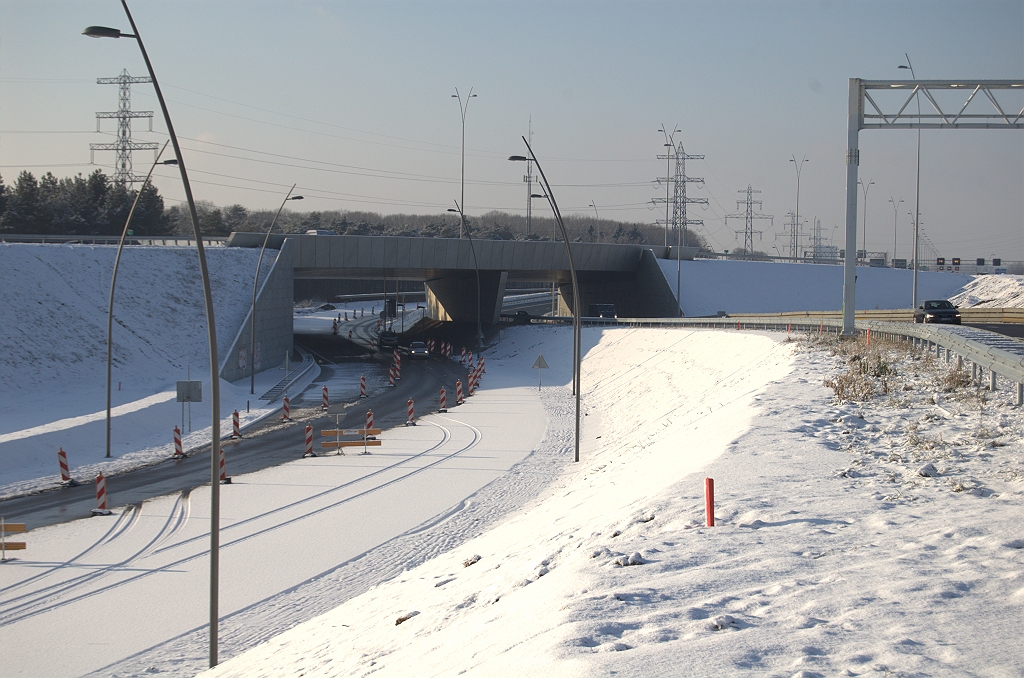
[408,341,429,359]
[377,329,399,350]
[914,299,961,325]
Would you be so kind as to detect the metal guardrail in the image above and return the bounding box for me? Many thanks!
[1,234,227,246]
[568,314,1024,404]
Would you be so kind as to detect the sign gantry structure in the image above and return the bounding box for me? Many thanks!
[842,79,1023,335]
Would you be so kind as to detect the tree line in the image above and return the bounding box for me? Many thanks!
[1,170,711,249]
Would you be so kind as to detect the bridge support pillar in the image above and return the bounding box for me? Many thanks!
[425,271,507,325]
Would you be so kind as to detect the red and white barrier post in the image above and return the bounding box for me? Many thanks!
[322,385,329,410]
[406,398,415,426]
[360,374,367,397]
[427,339,435,353]
[219,445,230,484]
[173,426,185,459]
[461,347,466,364]
[439,387,447,412]
[282,396,291,421]
[394,357,402,381]
[480,355,486,373]
[91,473,112,516]
[232,409,241,438]
[388,363,396,387]
[456,379,463,404]
[444,342,451,359]
[366,409,374,430]
[57,447,72,484]
[468,352,474,369]
[704,477,715,527]
[304,424,315,458]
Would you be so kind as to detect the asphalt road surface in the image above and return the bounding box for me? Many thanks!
[0,336,470,531]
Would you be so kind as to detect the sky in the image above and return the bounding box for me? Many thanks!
[2,0,1022,260]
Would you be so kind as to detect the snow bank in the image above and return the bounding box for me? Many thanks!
[199,326,1024,677]
[660,258,971,316]
[949,274,1024,308]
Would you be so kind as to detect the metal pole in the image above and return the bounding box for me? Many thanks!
[107,140,170,459]
[448,203,484,348]
[859,179,873,262]
[512,139,581,463]
[452,87,475,240]
[251,185,299,395]
[89,1,223,665]
[901,55,923,308]
[890,197,903,265]
[842,78,862,335]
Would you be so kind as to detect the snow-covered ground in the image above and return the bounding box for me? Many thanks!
[5,245,1024,677]
[186,326,1023,678]
[950,274,1024,308]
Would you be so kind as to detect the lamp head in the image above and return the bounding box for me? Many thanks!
[897,64,909,69]
[160,159,178,166]
[83,26,125,38]
[530,193,547,199]
[289,196,304,201]
[447,208,459,214]
[509,155,528,162]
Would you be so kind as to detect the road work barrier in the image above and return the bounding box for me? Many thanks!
[173,427,184,459]
[427,339,435,353]
[322,386,329,410]
[461,347,466,364]
[320,423,382,454]
[282,396,291,421]
[1,519,27,561]
[232,410,241,438]
[366,409,374,430]
[388,364,396,387]
[304,425,315,458]
[360,374,367,397]
[406,399,415,426]
[57,447,71,484]
[219,445,230,484]
[456,379,463,404]
[91,473,112,516]
[439,387,447,413]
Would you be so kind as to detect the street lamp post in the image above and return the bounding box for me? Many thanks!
[251,186,303,394]
[452,87,476,239]
[106,140,174,459]
[859,179,874,262]
[789,155,809,263]
[889,197,904,265]
[510,139,581,463]
[85,3,223,666]
[447,203,485,349]
[899,55,923,307]
[589,200,600,242]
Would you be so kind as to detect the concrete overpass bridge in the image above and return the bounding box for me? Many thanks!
[218,233,692,382]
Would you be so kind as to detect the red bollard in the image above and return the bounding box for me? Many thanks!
[232,409,241,438]
[439,387,447,412]
[91,473,112,516]
[456,379,463,404]
[172,427,184,459]
[787,323,791,336]
[322,385,329,410]
[360,374,367,397]
[304,424,315,458]
[57,447,71,484]
[867,328,872,347]
[406,398,415,426]
[704,477,715,527]
[366,409,374,430]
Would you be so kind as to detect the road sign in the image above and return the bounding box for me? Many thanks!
[176,381,202,403]
[532,353,549,390]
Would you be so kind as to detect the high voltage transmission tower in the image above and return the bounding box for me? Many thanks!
[726,185,773,259]
[523,117,536,236]
[90,69,158,186]
[671,143,707,249]
[782,210,807,261]
[653,130,707,248]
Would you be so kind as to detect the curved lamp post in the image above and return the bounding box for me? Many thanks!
[859,179,874,261]
[589,200,601,243]
[446,203,485,349]
[899,55,923,307]
[250,186,303,394]
[106,140,174,459]
[85,4,223,667]
[510,139,581,463]
[452,87,476,239]
[889,197,904,264]
[789,155,808,263]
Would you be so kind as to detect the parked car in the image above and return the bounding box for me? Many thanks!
[408,341,429,359]
[914,299,961,325]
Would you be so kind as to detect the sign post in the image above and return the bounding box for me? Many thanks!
[532,353,549,391]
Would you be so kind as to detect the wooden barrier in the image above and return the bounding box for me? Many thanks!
[321,440,382,448]
[1,519,27,561]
